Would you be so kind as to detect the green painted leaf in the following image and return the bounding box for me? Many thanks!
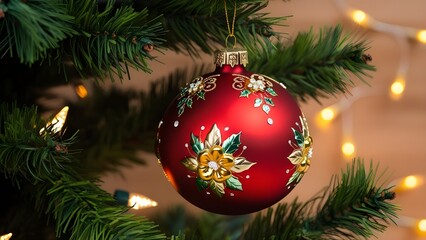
[287,171,301,186]
[182,157,198,171]
[191,133,204,154]
[232,157,256,173]
[222,132,241,154]
[177,98,186,107]
[262,104,270,114]
[196,177,208,191]
[179,87,187,96]
[210,181,225,197]
[197,91,205,100]
[266,87,278,96]
[292,128,304,147]
[264,97,274,106]
[254,98,262,107]
[178,106,184,116]
[186,98,193,108]
[226,176,243,191]
[240,90,251,98]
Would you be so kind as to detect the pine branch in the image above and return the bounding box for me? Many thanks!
[0,0,76,64]
[303,160,398,239]
[0,104,166,240]
[142,0,285,56]
[62,65,210,177]
[249,25,375,102]
[241,159,398,240]
[63,0,165,81]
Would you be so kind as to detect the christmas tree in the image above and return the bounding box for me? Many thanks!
[0,0,399,239]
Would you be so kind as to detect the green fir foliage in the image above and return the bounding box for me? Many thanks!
[242,159,398,240]
[142,0,284,56]
[0,1,397,239]
[249,25,375,102]
[64,0,165,80]
[0,104,165,240]
[0,0,75,64]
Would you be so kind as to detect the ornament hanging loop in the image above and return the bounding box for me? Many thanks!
[224,0,237,49]
[225,35,237,49]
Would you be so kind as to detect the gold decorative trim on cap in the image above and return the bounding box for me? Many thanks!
[214,49,248,67]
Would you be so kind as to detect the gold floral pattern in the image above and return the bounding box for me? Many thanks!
[232,74,278,115]
[177,75,218,117]
[182,124,256,197]
[197,147,234,182]
[286,115,313,186]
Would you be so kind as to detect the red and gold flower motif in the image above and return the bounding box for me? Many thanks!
[197,146,234,182]
[181,124,256,197]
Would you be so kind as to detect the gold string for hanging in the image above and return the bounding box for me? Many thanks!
[224,0,237,48]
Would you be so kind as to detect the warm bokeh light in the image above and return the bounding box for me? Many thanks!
[40,106,69,134]
[0,233,12,240]
[390,77,406,99]
[416,30,426,44]
[418,219,426,232]
[342,142,355,156]
[320,107,335,121]
[351,10,368,25]
[129,193,158,210]
[75,84,88,98]
[403,175,419,189]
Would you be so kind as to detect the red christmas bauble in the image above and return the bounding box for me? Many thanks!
[156,49,313,215]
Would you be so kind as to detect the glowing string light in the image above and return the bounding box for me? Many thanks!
[39,106,69,134]
[320,107,336,121]
[416,30,426,44]
[351,10,368,25]
[114,189,158,210]
[74,84,88,99]
[0,233,12,240]
[418,219,426,233]
[341,141,355,156]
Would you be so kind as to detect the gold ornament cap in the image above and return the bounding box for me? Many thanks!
[214,49,248,67]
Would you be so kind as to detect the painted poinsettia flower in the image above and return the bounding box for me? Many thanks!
[182,124,256,197]
[286,115,313,186]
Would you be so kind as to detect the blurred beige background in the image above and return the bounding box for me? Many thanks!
[100,1,426,239]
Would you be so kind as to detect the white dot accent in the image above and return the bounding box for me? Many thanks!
[230,193,234,197]
[287,186,291,189]
[158,139,161,143]
[224,127,229,131]
[243,146,247,150]
[267,118,273,125]
[201,126,205,130]
[208,161,219,170]
[286,169,290,174]
[158,121,163,128]
[187,175,191,178]
[206,191,211,195]
[174,121,179,127]
[246,175,250,179]
[185,143,189,147]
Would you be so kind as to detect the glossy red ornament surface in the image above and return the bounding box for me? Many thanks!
[156,63,312,215]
